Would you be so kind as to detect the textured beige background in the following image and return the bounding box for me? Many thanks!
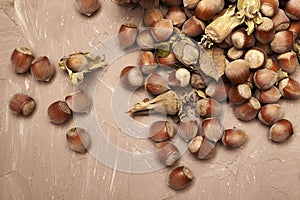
[0,0,300,199]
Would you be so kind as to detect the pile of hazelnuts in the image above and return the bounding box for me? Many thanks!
[116,0,300,190]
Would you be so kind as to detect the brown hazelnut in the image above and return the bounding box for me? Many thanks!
[138,51,157,75]
[151,19,174,42]
[195,0,224,21]
[285,0,300,20]
[65,90,92,113]
[244,47,267,70]
[260,0,279,17]
[118,23,139,49]
[258,104,283,126]
[120,66,144,90]
[66,127,90,153]
[30,56,55,81]
[270,31,294,54]
[143,8,164,27]
[253,69,281,90]
[155,141,180,166]
[182,16,206,37]
[278,77,300,99]
[136,30,155,50]
[234,97,261,121]
[276,51,299,74]
[225,59,250,84]
[228,83,252,105]
[254,17,275,44]
[149,120,176,142]
[183,0,200,9]
[222,128,247,148]
[255,86,282,104]
[231,29,255,49]
[11,47,34,74]
[188,136,216,159]
[178,120,199,142]
[75,0,100,16]
[47,101,72,124]
[145,72,170,96]
[166,6,187,27]
[269,119,293,143]
[9,93,36,116]
[168,68,191,88]
[202,117,223,143]
[168,166,193,190]
[196,98,222,117]
[271,9,290,32]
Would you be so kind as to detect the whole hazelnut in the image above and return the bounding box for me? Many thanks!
[269,119,293,143]
[11,47,34,74]
[9,93,36,116]
[168,166,193,190]
[30,56,55,82]
[47,101,72,124]
[120,66,144,90]
[66,127,90,153]
[75,0,100,16]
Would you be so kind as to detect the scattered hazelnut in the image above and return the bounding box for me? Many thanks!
[145,72,170,96]
[66,127,90,153]
[260,0,279,17]
[143,8,164,27]
[65,53,88,72]
[182,16,206,37]
[227,47,246,61]
[270,31,294,54]
[149,120,176,142]
[75,0,100,16]
[258,104,283,126]
[254,17,275,44]
[225,59,250,84]
[168,166,193,190]
[151,19,174,42]
[195,0,224,21]
[285,0,300,20]
[65,90,92,113]
[166,6,187,27]
[136,30,155,50]
[222,128,247,149]
[138,51,157,75]
[118,23,139,49]
[276,51,299,75]
[30,56,55,82]
[228,83,252,105]
[255,86,282,104]
[269,119,293,143]
[11,47,34,74]
[178,120,199,142]
[271,9,290,32]
[120,66,144,90]
[188,136,216,159]
[278,77,300,99]
[231,29,255,49]
[168,68,191,88]
[196,98,222,117]
[157,52,176,67]
[201,117,223,143]
[244,47,267,70]
[155,141,180,166]
[47,101,72,124]
[9,93,36,116]
[234,97,261,121]
[253,69,278,90]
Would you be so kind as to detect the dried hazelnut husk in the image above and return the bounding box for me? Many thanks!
[65,90,92,113]
[66,127,90,153]
[11,47,34,74]
[168,166,193,190]
[75,0,100,16]
[9,93,36,116]
[47,101,72,124]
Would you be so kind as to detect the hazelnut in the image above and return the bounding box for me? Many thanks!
[9,93,36,116]
[156,52,177,67]
[143,8,164,27]
[30,56,55,81]
[11,47,34,74]
[270,31,294,54]
[65,90,92,113]
[136,30,155,50]
[168,68,191,88]
[66,127,90,153]
[228,83,252,105]
[188,136,216,159]
[278,77,300,99]
[288,21,300,39]
[149,120,176,142]
[271,9,290,32]
[254,17,275,44]
[253,69,278,90]
[168,166,193,190]
[244,47,267,70]
[260,0,279,17]
[183,0,200,9]
[234,97,261,121]
[178,120,199,142]
[196,98,222,117]
[285,0,300,20]
[138,51,157,75]
[195,0,224,21]
[75,0,100,16]
[269,119,293,143]
[120,66,144,90]
[225,59,250,84]
[255,86,282,104]
[118,23,139,49]
[202,117,223,143]
[165,6,187,27]
[151,19,174,42]
[263,58,280,72]
[258,104,283,126]
[182,16,206,37]
[222,128,247,148]
[205,80,229,102]
[276,51,299,74]
[231,29,255,49]
[155,141,180,166]
[145,72,170,96]
[65,53,88,72]
[227,47,246,61]
[47,101,72,124]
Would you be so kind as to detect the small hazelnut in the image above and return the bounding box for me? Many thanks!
[145,72,170,96]
[166,6,187,27]
[157,52,177,67]
[65,53,88,72]
[225,59,250,84]
[30,56,55,82]
[149,120,176,142]
[271,9,290,32]
[222,128,247,149]
[151,19,174,42]
[285,0,300,20]
[227,47,246,61]
[270,31,294,54]
[196,98,222,117]
[47,101,72,124]
[255,86,282,104]
[182,16,206,37]
[253,69,278,90]
[234,97,261,122]
[168,166,193,190]
[188,136,216,159]
[75,0,100,16]
[143,8,164,27]
[244,47,267,70]
[260,0,279,17]
[205,80,229,102]
[155,141,180,166]
[120,66,144,90]
[65,90,92,113]
[9,93,36,116]
[231,29,255,49]
[138,51,157,75]
[136,30,155,50]
[201,117,223,143]
[168,68,191,88]
[276,51,299,75]
[278,77,300,99]
[228,83,252,105]
[66,127,90,153]
[118,23,139,49]
[11,47,34,74]
[258,104,283,126]
[254,17,275,44]
[178,120,199,142]
[269,119,293,143]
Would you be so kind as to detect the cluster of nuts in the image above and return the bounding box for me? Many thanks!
[115,0,299,190]
[9,46,94,154]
